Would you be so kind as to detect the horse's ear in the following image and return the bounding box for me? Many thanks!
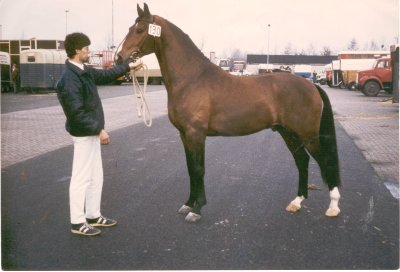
[137,3,144,18]
[143,3,151,16]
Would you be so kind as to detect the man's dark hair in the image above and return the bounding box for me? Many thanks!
[64,32,91,58]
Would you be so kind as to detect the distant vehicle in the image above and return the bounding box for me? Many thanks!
[294,64,312,78]
[231,60,246,72]
[356,57,393,97]
[230,60,253,76]
[0,51,12,92]
[216,58,231,72]
[20,49,66,93]
[316,72,327,85]
[258,63,275,74]
[326,60,342,87]
[341,58,377,90]
[327,51,389,88]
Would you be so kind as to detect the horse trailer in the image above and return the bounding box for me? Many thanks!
[20,49,66,92]
[0,51,12,92]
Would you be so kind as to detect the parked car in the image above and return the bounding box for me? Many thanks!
[316,73,327,85]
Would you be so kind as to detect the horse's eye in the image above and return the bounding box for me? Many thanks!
[136,28,145,34]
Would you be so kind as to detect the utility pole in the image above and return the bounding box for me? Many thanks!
[111,0,115,51]
[267,24,271,69]
[65,10,69,36]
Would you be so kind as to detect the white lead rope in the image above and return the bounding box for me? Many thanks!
[130,59,152,127]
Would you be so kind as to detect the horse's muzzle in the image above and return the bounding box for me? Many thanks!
[116,52,139,65]
[115,54,124,65]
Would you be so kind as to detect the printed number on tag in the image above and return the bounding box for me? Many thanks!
[148,24,161,37]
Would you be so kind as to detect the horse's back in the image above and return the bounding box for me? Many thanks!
[205,72,323,137]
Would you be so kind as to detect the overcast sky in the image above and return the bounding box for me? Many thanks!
[0,0,398,56]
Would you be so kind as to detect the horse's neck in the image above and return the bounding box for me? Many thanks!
[155,17,212,89]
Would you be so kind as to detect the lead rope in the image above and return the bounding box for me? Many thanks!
[130,59,152,127]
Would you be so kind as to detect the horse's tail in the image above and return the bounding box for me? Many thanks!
[315,84,341,188]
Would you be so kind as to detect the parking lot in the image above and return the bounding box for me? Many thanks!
[1,84,399,269]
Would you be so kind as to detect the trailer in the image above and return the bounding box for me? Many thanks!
[20,49,66,93]
[0,51,12,92]
[326,60,343,87]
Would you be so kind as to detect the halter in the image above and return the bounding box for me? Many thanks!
[114,16,161,63]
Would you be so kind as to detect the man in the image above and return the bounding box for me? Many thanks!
[11,64,20,93]
[57,32,139,236]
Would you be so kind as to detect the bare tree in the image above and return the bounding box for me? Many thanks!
[283,43,293,55]
[347,38,359,51]
[307,44,316,55]
[363,40,379,50]
[320,46,332,56]
[298,49,307,55]
[230,48,245,60]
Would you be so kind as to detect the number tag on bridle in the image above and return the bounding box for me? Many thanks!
[148,24,161,37]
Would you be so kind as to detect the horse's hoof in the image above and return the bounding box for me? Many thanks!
[325,208,340,217]
[185,212,201,223]
[178,205,193,214]
[286,203,301,213]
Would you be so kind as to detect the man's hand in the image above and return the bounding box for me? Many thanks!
[99,129,110,145]
[129,58,143,71]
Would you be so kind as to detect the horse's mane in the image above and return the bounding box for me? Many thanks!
[159,16,213,64]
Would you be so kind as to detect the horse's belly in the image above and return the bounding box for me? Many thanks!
[207,112,274,136]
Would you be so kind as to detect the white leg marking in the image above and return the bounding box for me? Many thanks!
[178,205,193,214]
[325,186,341,217]
[286,196,305,213]
[185,212,201,223]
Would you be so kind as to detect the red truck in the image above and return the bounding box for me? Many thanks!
[356,57,392,97]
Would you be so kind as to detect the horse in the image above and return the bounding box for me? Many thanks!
[117,3,341,223]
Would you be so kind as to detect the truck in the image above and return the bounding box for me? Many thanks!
[340,58,377,90]
[230,60,253,76]
[356,57,392,97]
[216,58,231,72]
[327,51,389,89]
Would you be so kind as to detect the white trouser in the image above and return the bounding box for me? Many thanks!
[70,136,103,224]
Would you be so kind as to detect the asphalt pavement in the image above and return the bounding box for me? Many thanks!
[1,84,399,269]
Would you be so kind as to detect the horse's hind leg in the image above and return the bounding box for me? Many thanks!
[304,141,341,217]
[277,128,310,213]
[177,131,207,223]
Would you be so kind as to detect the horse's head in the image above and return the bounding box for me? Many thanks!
[116,3,158,64]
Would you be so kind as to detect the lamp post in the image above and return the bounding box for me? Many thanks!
[65,10,69,35]
[267,24,271,70]
[111,0,115,52]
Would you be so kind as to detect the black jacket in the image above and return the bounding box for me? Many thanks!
[57,60,129,136]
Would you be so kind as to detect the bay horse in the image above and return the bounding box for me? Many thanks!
[117,3,341,222]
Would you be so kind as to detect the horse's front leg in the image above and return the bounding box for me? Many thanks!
[177,131,206,223]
